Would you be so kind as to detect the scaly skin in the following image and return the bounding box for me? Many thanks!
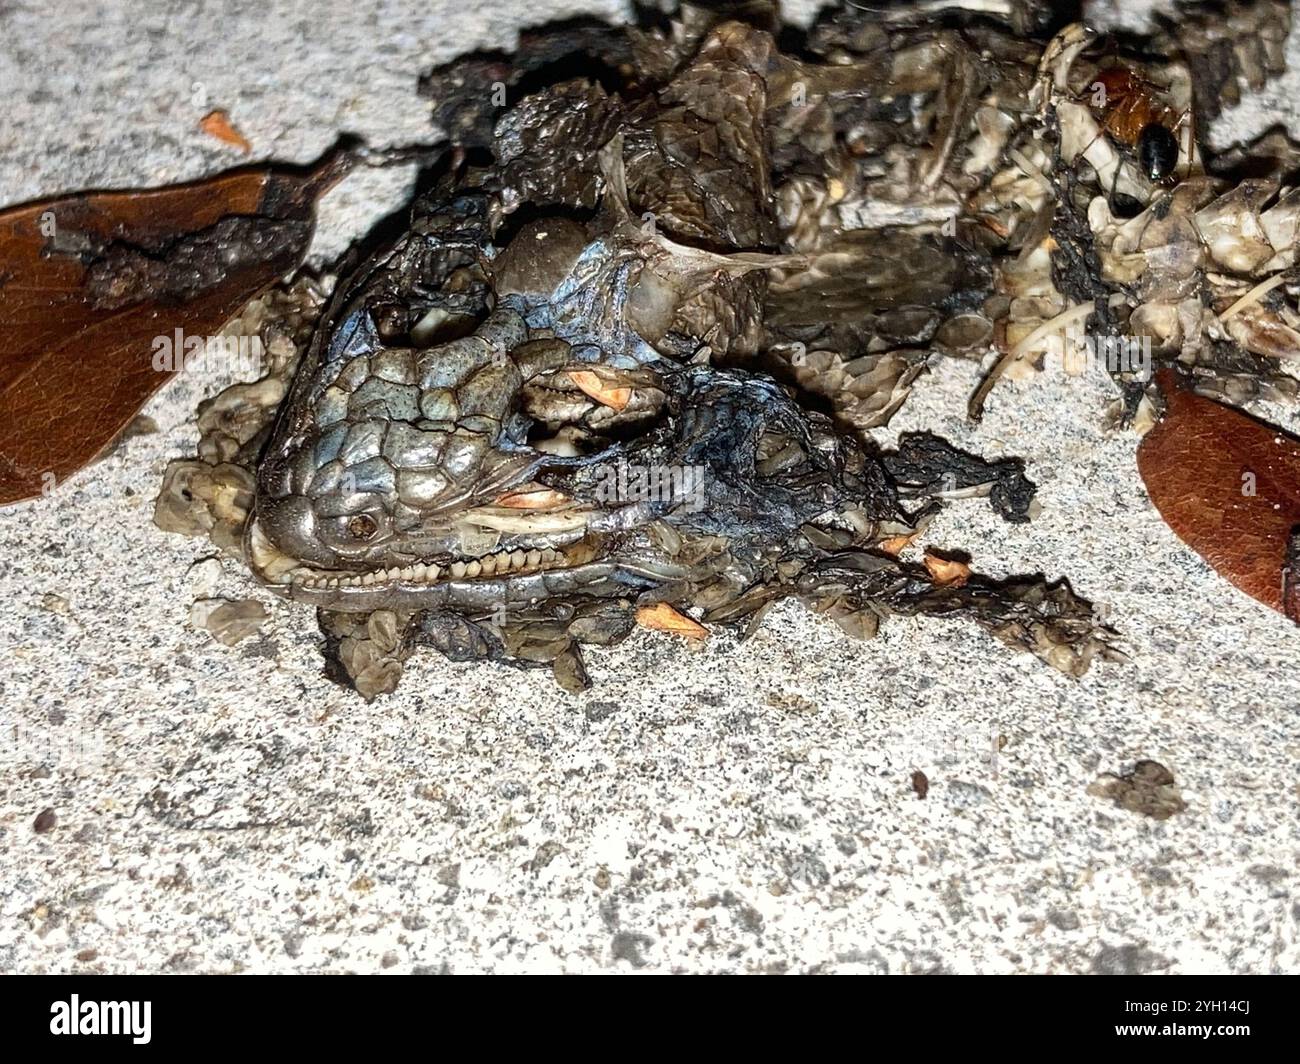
[235,149,1115,691]
[220,0,1300,692]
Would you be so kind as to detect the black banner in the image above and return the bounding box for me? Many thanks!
[0,975,1290,1052]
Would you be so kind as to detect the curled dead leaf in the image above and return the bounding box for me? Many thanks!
[569,369,632,411]
[0,152,346,505]
[635,602,709,640]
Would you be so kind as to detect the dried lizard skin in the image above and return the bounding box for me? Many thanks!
[169,0,1300,693]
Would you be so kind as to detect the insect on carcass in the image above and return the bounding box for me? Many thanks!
[1086,63,1188,210]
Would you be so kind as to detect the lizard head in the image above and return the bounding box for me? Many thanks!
[246,293,903,615]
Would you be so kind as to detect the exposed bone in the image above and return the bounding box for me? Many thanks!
[1218,272,1287,322]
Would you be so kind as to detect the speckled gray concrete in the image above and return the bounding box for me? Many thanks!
[2,0,1299,974]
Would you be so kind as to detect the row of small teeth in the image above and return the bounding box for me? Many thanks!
[290,547,564,590]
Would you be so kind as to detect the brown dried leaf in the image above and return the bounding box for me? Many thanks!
[635,602,709,640]
[0,156,344,505]
[1137,370,1300,620]
[569,369,631,411]
[199,109,253,154]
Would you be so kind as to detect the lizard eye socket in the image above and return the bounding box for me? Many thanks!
[347,513,379,540]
